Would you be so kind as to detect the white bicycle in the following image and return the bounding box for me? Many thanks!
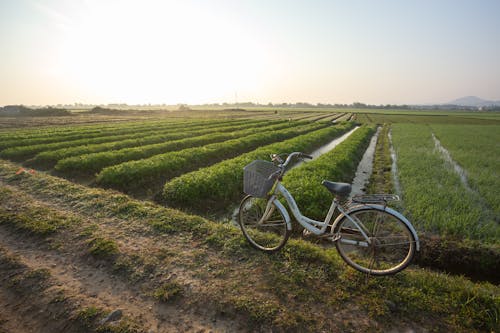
[238,152,420,275]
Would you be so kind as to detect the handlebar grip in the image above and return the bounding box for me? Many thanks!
[301,153,313,159]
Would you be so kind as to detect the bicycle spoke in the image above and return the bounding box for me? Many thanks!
[239,196,289,252]
[335,208,416,275]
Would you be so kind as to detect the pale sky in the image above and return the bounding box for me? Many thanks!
[1,0,499,106]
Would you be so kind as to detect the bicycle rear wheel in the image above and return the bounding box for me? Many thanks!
[333,207,416,275]
[238,195,289,252]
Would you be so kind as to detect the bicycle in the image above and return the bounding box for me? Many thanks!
[238,152,420,275]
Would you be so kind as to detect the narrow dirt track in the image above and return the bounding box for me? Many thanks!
[0,226,244,333]
[0,181,247,333]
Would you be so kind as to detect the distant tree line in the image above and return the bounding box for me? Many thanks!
[0,105,71,117]
[203,101,500,111]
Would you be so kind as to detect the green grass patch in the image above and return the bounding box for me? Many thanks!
[88,237,119,258]
[367,124,393,194]
[430,124,500,217]
[76,306,102,327]
[0,194,71,235]
[392,124,499,243]
[152,281,183,302]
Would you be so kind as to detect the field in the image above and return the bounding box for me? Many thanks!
[0,109,499,332]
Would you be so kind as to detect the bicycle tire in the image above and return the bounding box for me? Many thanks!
[238,195,290,252]
[333,207,416,275]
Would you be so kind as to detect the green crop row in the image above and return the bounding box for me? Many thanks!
[0,118,161,140]
[0,119,245,161]
[96,122,328,193]
[162,122,355,211]
[0,118,248,151]
[0,118,204,150]
[391,124,499,243]
[54,120,299,175]
[281,125,375,221]
[30,119,269,168]
[430,124,500,217]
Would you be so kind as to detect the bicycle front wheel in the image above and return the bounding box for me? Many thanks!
[334,208,416,275]
[238,195,289,252]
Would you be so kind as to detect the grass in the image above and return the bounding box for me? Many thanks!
[355,112,500,125]
[430,124,500,217]
[391,123,499,243]
[88,237,120,258]
[0,187,71,235]
[0,149,499,331]
[367,124,393,194]
[365,123,499,281]
[76,306,102,327]
[152,281,183,301]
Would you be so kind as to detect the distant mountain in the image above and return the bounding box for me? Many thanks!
[448,96,500,107]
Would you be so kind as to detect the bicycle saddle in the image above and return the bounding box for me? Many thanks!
[322,180,351,197]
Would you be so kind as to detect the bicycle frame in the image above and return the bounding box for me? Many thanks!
[269,182,420,251]
[271,183,368,238]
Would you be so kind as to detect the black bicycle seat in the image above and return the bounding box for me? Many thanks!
[322,180,351,197]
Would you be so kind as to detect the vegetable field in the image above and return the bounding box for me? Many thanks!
[391,123,500,243]
[0,109,499,332]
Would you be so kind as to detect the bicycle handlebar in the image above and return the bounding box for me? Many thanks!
[272,152,313,169]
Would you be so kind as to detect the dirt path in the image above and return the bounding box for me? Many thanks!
[0,225,245,333]
[0,182,247,332]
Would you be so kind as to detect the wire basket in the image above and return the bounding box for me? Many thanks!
[243,160,280,198]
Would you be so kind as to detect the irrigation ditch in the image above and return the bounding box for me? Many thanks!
[291,126,360,170]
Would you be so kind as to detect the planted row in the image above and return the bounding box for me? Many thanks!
[281,125,375,221]
[0,118,156,140]
[0,119,244,160]
[54,120,298,175]
[0,118,247,152]
[0,118,201,150]
[392,124,499,243]
[162,122,355,211]
[96,122,328,193]
[30,119,268,168]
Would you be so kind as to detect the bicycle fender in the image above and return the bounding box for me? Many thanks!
[332,204,420,251]
[272,199,292,231]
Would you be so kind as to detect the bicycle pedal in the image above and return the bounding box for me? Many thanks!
[302,229,313,237]
[330,234,341,242]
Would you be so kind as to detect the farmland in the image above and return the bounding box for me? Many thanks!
[0,109,499,332]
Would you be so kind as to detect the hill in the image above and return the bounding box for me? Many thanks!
[448,96,500,107]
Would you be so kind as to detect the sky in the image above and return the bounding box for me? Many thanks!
[1,0,499,106]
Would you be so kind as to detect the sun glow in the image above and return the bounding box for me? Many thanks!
[47,1,271,104]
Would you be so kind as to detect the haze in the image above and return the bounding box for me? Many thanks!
[1,0,499,106]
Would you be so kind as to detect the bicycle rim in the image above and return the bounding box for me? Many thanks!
[238,195,289,252]
[334,208,415,275]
